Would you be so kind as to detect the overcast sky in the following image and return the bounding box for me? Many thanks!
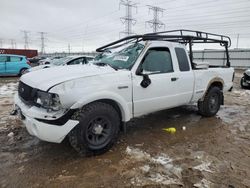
[1,0,250,53]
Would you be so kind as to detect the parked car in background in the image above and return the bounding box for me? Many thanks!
[28,55,94,72]
[0,54,31,76]
[241,69,250,89]
[38,56,63,65]
[28,56,47,66]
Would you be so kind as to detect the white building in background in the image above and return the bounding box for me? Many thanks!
[193,49,250,68]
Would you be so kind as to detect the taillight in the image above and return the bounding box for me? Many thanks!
[27,61,31,66]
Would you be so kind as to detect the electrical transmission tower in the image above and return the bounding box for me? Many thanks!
[0,39,3,48]
[38,32,47,54]
[146,5,165,33]
[10,39,16,49]
[119,0,137,37]
[21,30,30,49]
[68,43,71,54]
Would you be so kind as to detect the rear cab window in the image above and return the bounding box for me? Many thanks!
[175,48,190,72]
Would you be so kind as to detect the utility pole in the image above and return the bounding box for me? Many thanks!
[236,34,239,49]
[21,30,30,49]
[146,5,165,33]
[119,0,137,37]
[68,43,71,54]
[0,39,3,48]
[38,32,47,54]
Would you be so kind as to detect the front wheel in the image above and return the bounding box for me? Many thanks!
[68,102,120,156]
[198,86,222,117]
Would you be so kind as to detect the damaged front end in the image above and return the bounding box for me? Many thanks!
[12,81,79,143]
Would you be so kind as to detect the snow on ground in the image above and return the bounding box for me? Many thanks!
[125,146,183,186]
[124,146,217,187]
[0,83,18,97]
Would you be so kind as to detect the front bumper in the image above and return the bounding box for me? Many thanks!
[14,94,79,143]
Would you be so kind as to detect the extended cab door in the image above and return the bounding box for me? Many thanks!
[132,46,183,117]
[173,47,194,105]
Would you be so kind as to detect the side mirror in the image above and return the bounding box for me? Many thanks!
[137,66,151,88]
[139,73,151,88]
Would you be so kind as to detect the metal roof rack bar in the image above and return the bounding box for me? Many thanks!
[96,29,231,67]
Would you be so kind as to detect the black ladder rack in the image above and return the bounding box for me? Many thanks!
[96,29,231,67]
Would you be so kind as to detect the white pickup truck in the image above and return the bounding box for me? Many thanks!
[13,30,234,155]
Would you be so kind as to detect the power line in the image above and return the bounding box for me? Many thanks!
[38,32,47,54]
[21,30,30,49]
[146,5,165,33]
[119,0,138,37]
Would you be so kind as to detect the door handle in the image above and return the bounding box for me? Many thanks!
[171,77,178,81]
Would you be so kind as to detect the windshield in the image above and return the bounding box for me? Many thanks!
[52,57,74,65]
[94,42,144,70]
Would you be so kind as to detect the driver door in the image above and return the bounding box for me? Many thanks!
[132,47,181,117]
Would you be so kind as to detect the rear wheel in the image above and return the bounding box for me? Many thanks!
[68,102,120,156]
[198,86,222,117]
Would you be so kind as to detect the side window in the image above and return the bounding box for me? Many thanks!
[175,48,190,72]
[141,48,173,74]
[68,58,84,65]
[10,56,22,62]
[85,57,93,63]
[0,56,7,62]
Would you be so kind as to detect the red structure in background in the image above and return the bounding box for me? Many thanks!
[0,48,38,58]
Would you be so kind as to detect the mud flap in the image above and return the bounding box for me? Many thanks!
[220,91,224,105]
[121,122,127,134]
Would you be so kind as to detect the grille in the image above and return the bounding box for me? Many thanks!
[18,81,36,102]
[244,73,250,81]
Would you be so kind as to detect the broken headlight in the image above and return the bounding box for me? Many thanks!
[36,91,62,111]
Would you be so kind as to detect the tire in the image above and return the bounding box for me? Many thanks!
[241,77,247,89]
[19,68,28,76]
[198,86,222,117]
[68,102,120,156]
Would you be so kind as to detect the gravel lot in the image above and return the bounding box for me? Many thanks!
[0,70,249,188]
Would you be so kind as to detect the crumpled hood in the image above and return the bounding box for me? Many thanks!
[21,64,116,91]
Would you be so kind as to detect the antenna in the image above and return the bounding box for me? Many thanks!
[120,0,138,37]
[146,5,165,33]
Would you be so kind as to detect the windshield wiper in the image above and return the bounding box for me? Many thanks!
[94,62,118,71]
